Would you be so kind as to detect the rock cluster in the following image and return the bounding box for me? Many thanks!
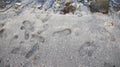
[0,0,120,14]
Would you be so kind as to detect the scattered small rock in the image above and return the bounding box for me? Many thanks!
[15,2,22,6]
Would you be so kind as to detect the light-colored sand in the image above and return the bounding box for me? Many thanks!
[0,2,120,67]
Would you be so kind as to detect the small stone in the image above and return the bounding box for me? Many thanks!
[89,0,109,14]
[104,21,115,28]
[15,3,22,6]
[62,2,76,14]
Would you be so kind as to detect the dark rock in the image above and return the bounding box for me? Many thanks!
[89,0,109,14]
[62,2,76,14]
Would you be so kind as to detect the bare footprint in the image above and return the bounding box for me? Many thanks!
[0,28,6,38]
[24,31,29,40]
[0,57,11,67]
[31,34,45,43]
[0,57,4,67]
[11,47,20,54]
[25,43,39,59]
[53,28,72,36]
[78,41,97,57]
[0,23,5,28]
[20,26,25,30]
[37,24,49,35]
[104,62,115,67]
[21,20,34,32]
[23,62,32,67]
[13,34,19,39]
[0,28,5,37]
[36,13,52,23]
[41,15,51,23]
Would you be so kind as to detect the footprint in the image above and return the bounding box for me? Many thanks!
[11,46,27,56]
[0,28,4,36]
[23,62,32,67]
[43,24,49,30]
[4,59,11,67]
[25,43,39,59]
[11,47,20,54]
[53,28,72,36]
[24,31,29,40]
[38,36,45,43]
[0,28,5,38]
[78,41,97,57]
[0,57,4,67]
[13,34,18,39]
[33,55,41,61]
[4,64,10,67]
[19,41,24,44]
[0,23,5,28]
[20,26,25,30]
[31,34,45,43]
[0,57,10,67]
[36,13,52,23]
[41,16,51,23]
[104,62,115,67]
[22,20,34,32]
